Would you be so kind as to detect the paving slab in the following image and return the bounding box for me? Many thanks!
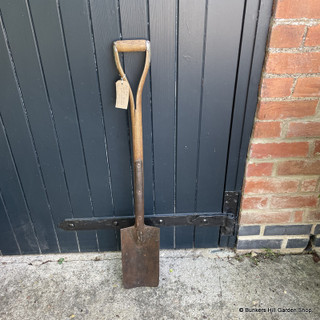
[0,249,319,320]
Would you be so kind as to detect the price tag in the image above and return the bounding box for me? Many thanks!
[115,79,129,109]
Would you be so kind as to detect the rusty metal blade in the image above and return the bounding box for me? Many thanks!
[121,225,160,289]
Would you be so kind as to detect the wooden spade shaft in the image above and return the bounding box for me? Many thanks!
[113,40,160,288]
[113,40,150,228]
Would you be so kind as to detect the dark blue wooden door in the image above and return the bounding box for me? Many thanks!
[0,0,272,254]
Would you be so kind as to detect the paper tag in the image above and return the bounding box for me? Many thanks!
[115,79,129,109]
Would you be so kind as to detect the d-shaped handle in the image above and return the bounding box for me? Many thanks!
[113,39,150,82]
[113,39,149,52]
[113,39,151,114]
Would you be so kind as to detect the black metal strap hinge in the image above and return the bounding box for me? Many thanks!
[222,191,240,235]
[60,212,231,230]
[59,191,240,236]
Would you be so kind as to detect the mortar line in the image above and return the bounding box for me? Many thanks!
[289,77,299,98]
[281,238,288,250]
[260,96,318,101]
[263,73,320,78]
[268,46,320,53]
[301,25,309,47]
[239,235,311,240]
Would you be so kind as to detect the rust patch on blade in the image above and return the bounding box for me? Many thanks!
[121,225,160,289]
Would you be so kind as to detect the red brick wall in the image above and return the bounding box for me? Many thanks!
[237,0,320,252]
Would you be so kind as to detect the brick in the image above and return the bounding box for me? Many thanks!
[238,226,260,236]
[253,122,281,138]
[293,211,303,223]
[277,160,320,175]
[261,78,293,98]
[241,196,268,210]
[287,122,320,138]
[301,179,318,192]
[315,224,320,235]
[276,0,320,19]
[237,239,282,250]
[264,224,312,235]
[293,77,320,97]
[265,52,320,74]
[314,141,320,156]
[251,142,309,159]
[269,25,305,48]
[270,195,318,209]
[286,238,309,249]
[315,237,320,247]
[257,100,317,120]
[246,163,273,177]
[305,24,320,46]
[304,210,320,222]
[244,178,299,194]
[240,211,291,224]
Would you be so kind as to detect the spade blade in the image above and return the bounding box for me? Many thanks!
[121,225,160,289]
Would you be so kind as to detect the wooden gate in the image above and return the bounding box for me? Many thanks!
[0,0,272,254]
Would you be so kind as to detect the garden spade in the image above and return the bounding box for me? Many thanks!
[113,40,159,289]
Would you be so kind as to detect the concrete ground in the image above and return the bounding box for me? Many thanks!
[0,249,319,320]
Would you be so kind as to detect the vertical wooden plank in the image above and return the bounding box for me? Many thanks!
[219,234,236,248]
[235,0,273,190]
[195,226,219,248]
[228,236,237,248]
[84,0,118,251]
[119,0,154,215]
[219,235,229,248]
[197,0,244,210]
[0,116,40,254]
[222,0,273,250]
[26,0,100,251]
[0,7,59,253]
[195,0,245,247]
[58,0,117,251]
[89,0,133,250]
[215,0,260,248]
[1,0,81,252]
[149,0,176,248]
[0,193,20,255]
[225,0,260,191]
[175,0,206,248]
[89,0,132,215]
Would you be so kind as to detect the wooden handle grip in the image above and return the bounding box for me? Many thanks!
[114,40,148,52]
